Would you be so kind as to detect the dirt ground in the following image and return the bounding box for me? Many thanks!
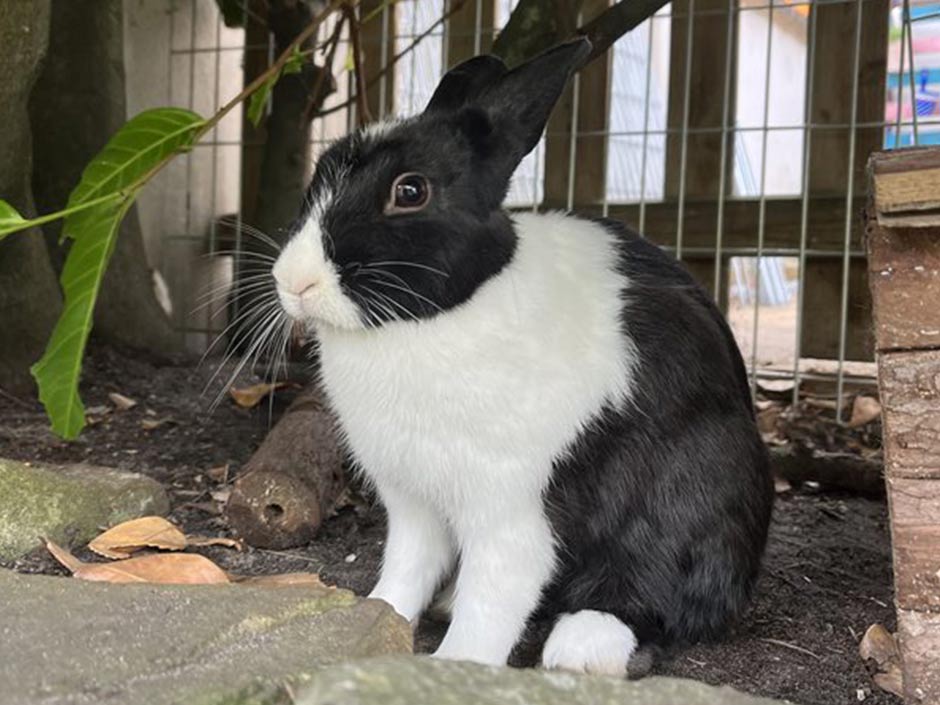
[0,345,899,705]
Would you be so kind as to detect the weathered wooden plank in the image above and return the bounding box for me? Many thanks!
[538,196,867,252]
[360,0,396,120]
[897,609,940,704]
[445,0,495,69]
[542,0,605,205]
[664,0,735,201]
[663,0,736,306]
[867,217,940,352]
[887,477,940,610]
[801,0,887,362]
[872,147,940,225]
[878,350,940,481]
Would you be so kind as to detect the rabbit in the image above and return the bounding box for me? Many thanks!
[271,38,774,676]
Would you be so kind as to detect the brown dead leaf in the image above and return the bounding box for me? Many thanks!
[211,487,232,505]
[232,572,328,588]
[207,463,230,483]
[860,624,904,697]
[186,535,244,551]
[88,516,187,559]
[45,539,229,584]
[141,417,173,431]
[860,623,900,666]
[229,382,286,409]
[849,396,882,428]
[108,392,138,410]
[873,669,904,698]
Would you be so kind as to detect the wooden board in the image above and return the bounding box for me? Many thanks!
[878,350,940,481]
[538,196,867,252]
[888,477,940,610]
[445,0,495,69]
[868,218,940,352]
[801,0,888,363]
[897,609,940,704]
[360,0,396,120]
[872,147,940,226]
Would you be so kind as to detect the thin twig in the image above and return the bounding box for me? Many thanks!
[302,12,347,123]
[345,3,373,126]
[759,638,823,661]
[201,0,350,138]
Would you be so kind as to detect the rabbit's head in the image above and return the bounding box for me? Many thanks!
[273,39,590,330]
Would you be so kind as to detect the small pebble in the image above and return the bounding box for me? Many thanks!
[344,553,357,563]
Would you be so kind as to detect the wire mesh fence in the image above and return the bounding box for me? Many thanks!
[140,0,935,421]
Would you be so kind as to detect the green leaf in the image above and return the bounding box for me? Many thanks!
[283,45,306,76]
[247,47,308,128]
[0,200,27,240]
[247,75,277,128]
[64,108,205,222]
[32,107,204,439]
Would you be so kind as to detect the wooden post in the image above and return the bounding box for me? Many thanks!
[802,0,888,361]
[663,0,736,308]
[542,0,610,207]
[445,0,496,69]
[360,0,396,120]
[867,148,940,704]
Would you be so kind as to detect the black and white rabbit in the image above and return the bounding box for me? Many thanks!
[271,38,773,675]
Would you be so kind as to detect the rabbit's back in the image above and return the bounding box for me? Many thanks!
[542,218,773,647]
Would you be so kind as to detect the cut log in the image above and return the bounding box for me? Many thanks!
[769,445,884,497]
[226,387,346,549]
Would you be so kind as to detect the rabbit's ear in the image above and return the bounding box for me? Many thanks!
[477,38,591,165]
[425,55,508,113]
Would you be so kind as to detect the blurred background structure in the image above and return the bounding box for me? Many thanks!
[121,0,936,415]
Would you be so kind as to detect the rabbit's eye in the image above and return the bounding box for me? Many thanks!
[387,172,431,213]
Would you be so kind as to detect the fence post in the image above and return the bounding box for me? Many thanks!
[801,0,888,361]
[664,0,737,309]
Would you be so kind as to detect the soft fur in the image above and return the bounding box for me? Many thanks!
[271,39,773,673]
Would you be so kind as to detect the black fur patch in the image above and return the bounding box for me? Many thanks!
[540,219,774,649]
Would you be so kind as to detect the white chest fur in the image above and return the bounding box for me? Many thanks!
[315,212,636,530]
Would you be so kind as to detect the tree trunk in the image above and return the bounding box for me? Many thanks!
[0,1,62,396]
[234,1,333,340]
[29,0,179,358]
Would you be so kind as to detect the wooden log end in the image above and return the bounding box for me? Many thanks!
[226,469,322,549]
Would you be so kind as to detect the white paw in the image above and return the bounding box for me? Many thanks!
[541,610,637,677]
[367,590,420,627]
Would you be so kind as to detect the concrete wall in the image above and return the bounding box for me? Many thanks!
[123,0,244,348]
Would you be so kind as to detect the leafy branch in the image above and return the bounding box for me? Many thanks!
[0,0,347,439]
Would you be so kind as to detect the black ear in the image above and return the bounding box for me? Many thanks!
[425,55,508,113]
[476,38,591,167]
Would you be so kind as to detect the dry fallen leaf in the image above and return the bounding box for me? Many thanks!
[229,382,287,409]
[45,539,230,585]
[141,417,173,431]
[860,624,903,697]
[849,396,882,428]
[231,572,328,588]
[88,516,187,559]
[108,392,138,410]
[873,670,903,698]
[211,487,232,505]
[207,463,230,483]
[186,535,244,551]
[860,623,900,666]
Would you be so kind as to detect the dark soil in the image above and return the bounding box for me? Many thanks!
[0,345,899,705]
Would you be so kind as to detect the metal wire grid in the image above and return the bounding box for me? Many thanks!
[159,0,932,419]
